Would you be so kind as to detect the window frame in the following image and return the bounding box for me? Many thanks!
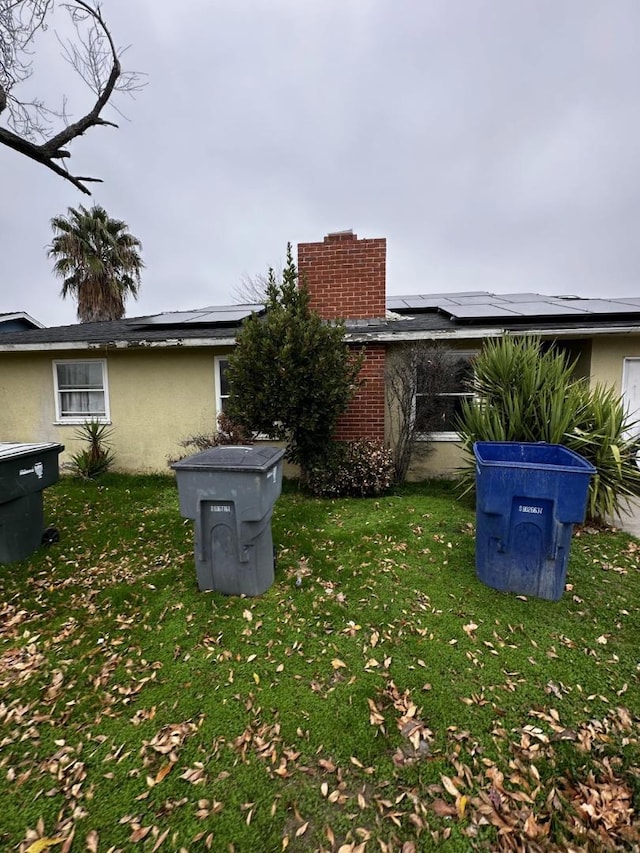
[214,355,230,417]
[416,349,478,442]
[214,354,277,440]
[622,356,640,439]
[52,358,110,425]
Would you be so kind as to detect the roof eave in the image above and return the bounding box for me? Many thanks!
[2,321,640,352]
[346,323,640,343]
[0,335,239,353]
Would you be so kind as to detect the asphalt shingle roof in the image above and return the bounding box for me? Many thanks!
[1,292,640,350]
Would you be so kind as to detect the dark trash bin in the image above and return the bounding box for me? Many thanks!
[0,442,64,563]
[172,445,285,596]
[473,441,595,600]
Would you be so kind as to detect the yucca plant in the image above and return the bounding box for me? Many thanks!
[70,420,115,479]
[457,336,640,522]
[568,382,640,523]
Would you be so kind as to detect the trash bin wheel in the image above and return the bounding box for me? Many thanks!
[42,526,60,546]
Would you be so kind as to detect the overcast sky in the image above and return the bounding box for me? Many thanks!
[2,0,640,327]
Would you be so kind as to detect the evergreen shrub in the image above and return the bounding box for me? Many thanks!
[306,439,394,498]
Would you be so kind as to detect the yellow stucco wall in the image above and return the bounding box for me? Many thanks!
[4,331,640,478]
[589,335,640,393]
[406,439,467,480]
[0,347,227,473]
[0,352,59,442]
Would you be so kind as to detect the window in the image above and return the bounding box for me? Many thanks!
[215,356,230,414]
[416,350,476,439]
[53,360,109,423]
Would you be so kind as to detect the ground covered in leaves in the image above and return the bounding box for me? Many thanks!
[0,475,638,852]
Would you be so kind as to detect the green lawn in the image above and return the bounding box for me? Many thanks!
[1,476,638,852]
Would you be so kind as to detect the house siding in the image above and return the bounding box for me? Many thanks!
[0,348,228,473]
[407,439,466,481]
[590,335,640,394]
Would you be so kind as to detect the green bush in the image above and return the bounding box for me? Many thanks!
[305,439,395,498]
[457,336,640,522]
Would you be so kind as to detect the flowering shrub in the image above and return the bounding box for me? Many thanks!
[306,439,395,498]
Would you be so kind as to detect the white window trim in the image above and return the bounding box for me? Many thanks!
[415,350,478,442]
[214,354,277,441]
[52,358,111,425]
[214,355,230,418]
[622,357,640,440]
[423,429,467,442]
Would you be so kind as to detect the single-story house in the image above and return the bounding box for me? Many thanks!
[2,230,640,478]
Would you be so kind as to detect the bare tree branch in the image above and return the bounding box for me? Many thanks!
[232,266,284,305]
[386,342,459,483]
[0,0,144,193]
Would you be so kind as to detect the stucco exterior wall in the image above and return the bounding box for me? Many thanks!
[0,352,59,443]
[406,439,467,480]
[4,331,640,478]
[0,347,229,473]
[589,334,640,393]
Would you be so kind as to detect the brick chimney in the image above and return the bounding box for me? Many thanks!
[297,230,386,321]
[296,231,387,443]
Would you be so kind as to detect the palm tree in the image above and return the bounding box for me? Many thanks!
[48,204,144,323]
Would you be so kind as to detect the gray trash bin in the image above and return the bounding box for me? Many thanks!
[172,445,285,595]
[0,442,65,563]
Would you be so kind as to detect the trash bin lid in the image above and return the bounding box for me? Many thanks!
[172,445,285,472]
[0,442,65,461]
[473,441,596,473]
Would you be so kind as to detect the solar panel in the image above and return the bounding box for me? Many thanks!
[140,305,264,326]
[608,298,640,309]
[141,310,213,325]
[447,304,523,319]
[387,291,640,322]
[551,298,640,315]
[446,295,503,305]
[504,301,588,317]
[183,307,263,324]
[388,292,489,311]
[136,292,640,330]
[493,293,557,303]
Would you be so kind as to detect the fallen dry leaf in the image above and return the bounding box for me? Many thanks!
[85,830,99,853]
[26,840,64,853]
[154,762,174,784]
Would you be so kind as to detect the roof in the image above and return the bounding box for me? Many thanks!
[0,305,258,351]
[1,293,640,353]
[0,312,44,332]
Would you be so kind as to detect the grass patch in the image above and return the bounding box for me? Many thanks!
[1,475,638,851]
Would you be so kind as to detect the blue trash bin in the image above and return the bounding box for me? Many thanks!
[473,442,596,600]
